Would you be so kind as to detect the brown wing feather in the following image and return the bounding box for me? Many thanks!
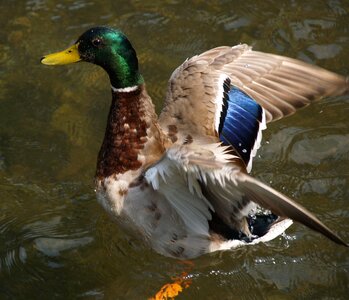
[160,44,349,132]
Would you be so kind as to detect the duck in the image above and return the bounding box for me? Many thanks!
[41,26,348,259]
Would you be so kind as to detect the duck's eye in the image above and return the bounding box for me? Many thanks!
[92,38,103,47]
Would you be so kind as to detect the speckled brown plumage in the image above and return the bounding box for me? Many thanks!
[96,86,149,178]
[167,124,178,143]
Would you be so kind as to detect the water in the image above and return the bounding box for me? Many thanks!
[1,0,348,298]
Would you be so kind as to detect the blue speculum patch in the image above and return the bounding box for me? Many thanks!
[219,87,263,166]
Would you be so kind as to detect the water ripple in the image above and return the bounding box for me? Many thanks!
[34,237,93,257]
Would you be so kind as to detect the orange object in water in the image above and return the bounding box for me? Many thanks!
[150,272,192,300]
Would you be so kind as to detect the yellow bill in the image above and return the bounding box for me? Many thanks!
[41,43,81,65]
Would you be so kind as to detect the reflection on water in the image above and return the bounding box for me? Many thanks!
[0,0,348,299]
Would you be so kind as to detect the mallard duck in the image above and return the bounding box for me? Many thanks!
[41,26,348,259]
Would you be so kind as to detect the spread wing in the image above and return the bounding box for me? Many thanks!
[143,142,347,259]
[149,45,348,258]
[159,44,349,132]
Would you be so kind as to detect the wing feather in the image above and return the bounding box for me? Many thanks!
[159,44,349,132]
[236,173,348,247]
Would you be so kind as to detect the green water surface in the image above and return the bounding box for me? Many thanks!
[0,0,348,299]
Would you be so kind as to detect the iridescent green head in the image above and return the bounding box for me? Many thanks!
[41,26,143,89]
